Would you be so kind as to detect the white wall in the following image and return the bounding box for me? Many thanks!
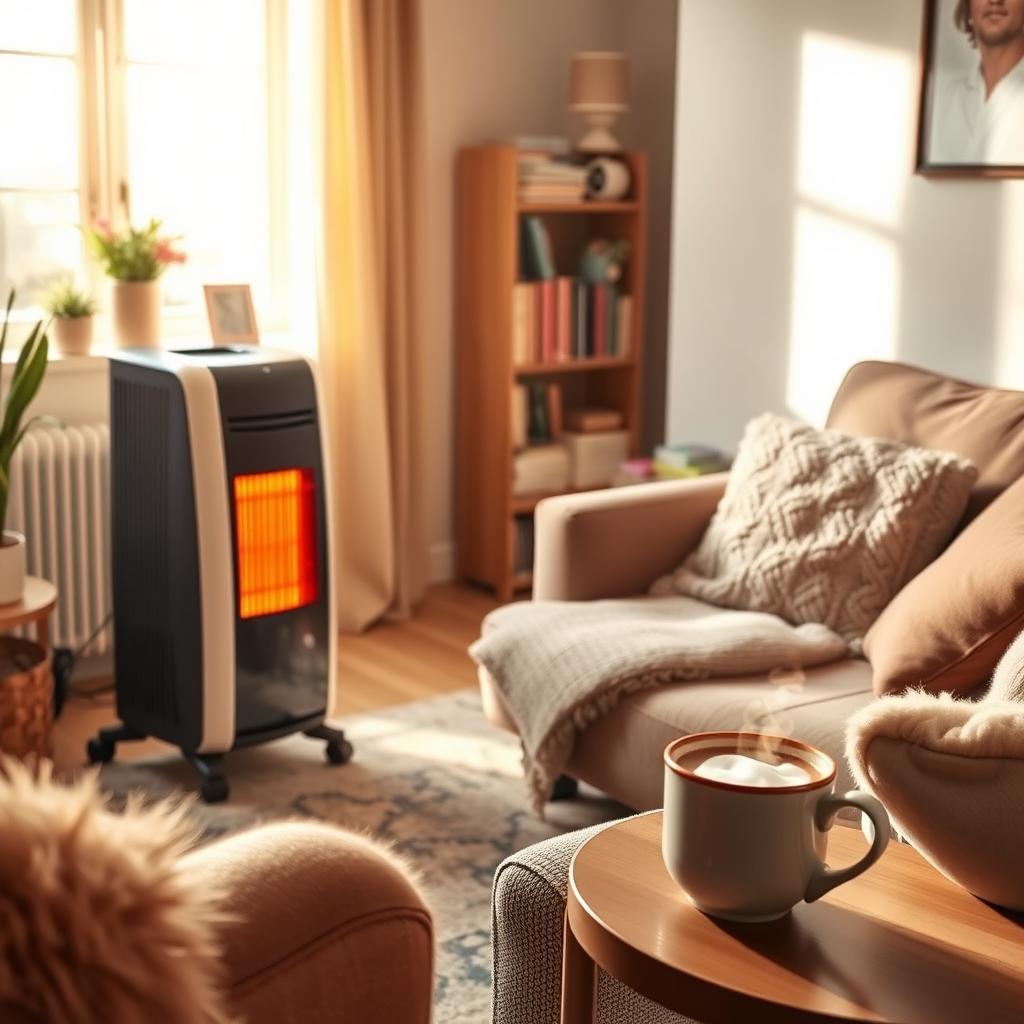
[667,0,1024,451]
[422,0,679,581]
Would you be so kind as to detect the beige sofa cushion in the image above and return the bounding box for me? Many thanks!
[567,662,872,810]
[826,360,1024,524]
[865,474,1024,696]
[654,413,976,642]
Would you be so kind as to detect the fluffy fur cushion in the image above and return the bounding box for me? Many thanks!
[846,630,1024,910]
[0,760,233,1024]
[653,413,976,642]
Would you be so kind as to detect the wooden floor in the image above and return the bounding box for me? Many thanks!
[53,582,498,773]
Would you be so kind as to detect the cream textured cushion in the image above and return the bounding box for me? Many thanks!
[653,413,977,642]
[846,627,1024,911]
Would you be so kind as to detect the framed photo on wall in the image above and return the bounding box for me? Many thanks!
[203,284,260,344]
[918,0,1024,176]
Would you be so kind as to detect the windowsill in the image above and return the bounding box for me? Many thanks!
[2,331,301,372]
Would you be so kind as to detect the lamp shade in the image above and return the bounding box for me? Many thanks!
[568,52,629,112]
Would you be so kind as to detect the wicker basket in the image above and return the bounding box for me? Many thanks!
[0,637,52,758]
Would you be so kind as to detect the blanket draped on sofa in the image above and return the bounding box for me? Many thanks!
[470,596,848,812]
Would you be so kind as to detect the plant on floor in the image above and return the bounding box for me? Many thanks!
[0,289,49,535]
[42,281,97,319]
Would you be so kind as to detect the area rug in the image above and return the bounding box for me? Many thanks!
[97,688,626,1023]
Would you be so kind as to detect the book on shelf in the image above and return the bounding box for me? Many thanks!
[653,443,730,478]
[511,383,528,449]
[512,278,628,366]
[513,514,536,574]
[615,294,633,357]
[511,283,532,366]
[538,280,556,362]
[520,216,555,280]
[523,380,563,444]
[517,147,586,203]
[555,276,572,361]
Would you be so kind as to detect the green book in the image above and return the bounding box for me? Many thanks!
[521,216,555,280]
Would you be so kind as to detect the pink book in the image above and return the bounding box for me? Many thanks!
[593,283,608,357]
[540,280,556,363]
[555,276,573,362]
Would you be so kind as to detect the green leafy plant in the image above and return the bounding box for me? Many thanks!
[85,217,186,281]
[42,281,97,319]
[0,290,49,536]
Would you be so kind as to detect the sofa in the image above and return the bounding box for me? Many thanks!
[478,360,1024,808]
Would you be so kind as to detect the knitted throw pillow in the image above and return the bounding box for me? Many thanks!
[652,413,977,642]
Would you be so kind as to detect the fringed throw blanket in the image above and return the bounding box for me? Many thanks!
[470,596,848,813]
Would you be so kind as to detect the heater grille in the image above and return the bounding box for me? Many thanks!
[227,409,316,433]
[233,468,318,618]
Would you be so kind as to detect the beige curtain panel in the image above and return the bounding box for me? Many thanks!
[315,0,429,632]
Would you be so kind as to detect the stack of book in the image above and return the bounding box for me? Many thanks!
[512,280,632,364]
[515,137,586,204]
[652,444,731,479]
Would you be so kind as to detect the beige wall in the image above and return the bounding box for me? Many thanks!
[668,0,1024,450]
[422,0,679,580]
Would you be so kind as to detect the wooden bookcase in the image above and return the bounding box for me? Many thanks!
[456,145,647,602]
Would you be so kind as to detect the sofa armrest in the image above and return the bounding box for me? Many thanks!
[180,822,433,1024]
[533,474,727,601]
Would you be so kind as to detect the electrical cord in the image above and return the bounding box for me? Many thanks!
[53,611,113,718]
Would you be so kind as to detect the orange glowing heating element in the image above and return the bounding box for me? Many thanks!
[234,468,318,619]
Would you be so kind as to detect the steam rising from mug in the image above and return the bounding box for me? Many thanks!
[738,666,806,764]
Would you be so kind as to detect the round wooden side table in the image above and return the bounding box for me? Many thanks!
[0,576,57,650]
[562,810,1024,1024]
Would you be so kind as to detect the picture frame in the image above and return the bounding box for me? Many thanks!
[917,0,1024,177]
[203,284,260,344]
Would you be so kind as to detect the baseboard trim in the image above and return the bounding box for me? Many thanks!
[430,541,455,584]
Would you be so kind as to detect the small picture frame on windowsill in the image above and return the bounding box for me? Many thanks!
[203,284,260,344]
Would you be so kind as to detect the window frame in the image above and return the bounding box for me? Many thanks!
[2,0,288,336]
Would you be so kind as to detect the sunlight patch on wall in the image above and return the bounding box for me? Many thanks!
[786,207,898,425]
[797,32,915,229]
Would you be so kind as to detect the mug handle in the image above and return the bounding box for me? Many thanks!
[804,791,891,903]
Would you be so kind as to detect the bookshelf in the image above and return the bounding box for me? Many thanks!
[456,145,647,602]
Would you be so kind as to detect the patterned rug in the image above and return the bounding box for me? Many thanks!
[98,689,625,1023]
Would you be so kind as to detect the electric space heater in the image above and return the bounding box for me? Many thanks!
[87,346,351,802]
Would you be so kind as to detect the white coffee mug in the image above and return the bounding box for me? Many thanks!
[662,732,890,923]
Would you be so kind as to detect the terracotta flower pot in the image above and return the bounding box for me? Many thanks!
[112,280,161,349]
[51,315,94,357]
[0,530,26,606]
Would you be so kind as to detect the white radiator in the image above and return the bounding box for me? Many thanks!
[6,424,112,653]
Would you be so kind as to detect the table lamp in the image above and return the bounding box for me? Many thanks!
[568,51,630,154]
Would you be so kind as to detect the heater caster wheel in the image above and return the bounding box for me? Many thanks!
[325,739,354,766]
[201,776,230,803]
[86,737,115,765]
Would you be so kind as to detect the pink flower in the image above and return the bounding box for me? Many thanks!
[92,217,113,240]
[155,238,186,265]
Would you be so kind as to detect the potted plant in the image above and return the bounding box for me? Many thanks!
[85,218,185,349]
[0,289,49,605]
[42,282,97,357]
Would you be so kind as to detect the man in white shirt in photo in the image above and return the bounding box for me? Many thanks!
[931,0,1024,164]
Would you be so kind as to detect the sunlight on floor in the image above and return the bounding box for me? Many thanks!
[787,31,915,423]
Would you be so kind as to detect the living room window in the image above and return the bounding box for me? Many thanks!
[0,0,289,334]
